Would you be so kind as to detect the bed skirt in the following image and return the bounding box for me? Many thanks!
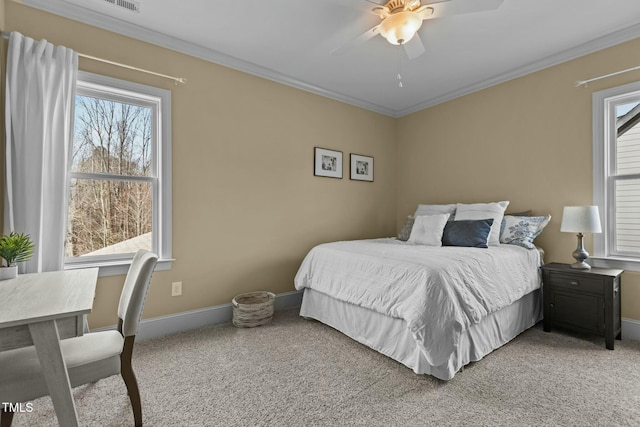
[299,287,542,380]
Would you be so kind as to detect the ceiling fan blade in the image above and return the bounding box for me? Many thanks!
[362,0,387,5]
[330,25,381,56]
[402,33,425,60]
[426,0,504,20]
[372,6,390,17]
[417,6,434,18]
[421,0,452,5]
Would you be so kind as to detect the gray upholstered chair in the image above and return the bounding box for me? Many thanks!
[0,249,158,427]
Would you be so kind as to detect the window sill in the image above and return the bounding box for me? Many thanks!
[65,258,173,277]
[590,256,640,272]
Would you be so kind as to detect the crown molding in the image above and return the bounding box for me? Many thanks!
[397,22,640,117]
[19,0,640,118]
[20,0,397,117]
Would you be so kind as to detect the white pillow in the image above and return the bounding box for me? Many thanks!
[454,201,510,246]
[408,213,450,246]
[414,203,456,218]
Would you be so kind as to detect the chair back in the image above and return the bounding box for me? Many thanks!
[117,249,158,337]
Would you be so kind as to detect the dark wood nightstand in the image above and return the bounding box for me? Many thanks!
[541,262,623,350]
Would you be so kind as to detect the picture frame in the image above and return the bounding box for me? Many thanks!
[350,154,374,182]
[314,147,343,179]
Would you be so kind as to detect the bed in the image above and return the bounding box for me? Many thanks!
[294,237,544,381]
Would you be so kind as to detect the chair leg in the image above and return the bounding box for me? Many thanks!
[1,407,14,427]
[121,336,142,427]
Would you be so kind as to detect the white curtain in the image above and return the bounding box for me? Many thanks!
[4,32,78,273]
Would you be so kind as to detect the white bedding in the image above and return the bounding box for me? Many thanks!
[294,238,542,366]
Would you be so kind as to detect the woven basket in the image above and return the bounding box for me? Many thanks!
[232,291,275,328]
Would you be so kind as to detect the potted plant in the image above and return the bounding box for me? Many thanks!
[0,232,35,280]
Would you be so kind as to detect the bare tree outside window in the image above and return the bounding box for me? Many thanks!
[66,95,153,257]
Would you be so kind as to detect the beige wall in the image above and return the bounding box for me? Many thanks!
[4,2,397,328]
[4,1,640,326]
[397,38,640,321]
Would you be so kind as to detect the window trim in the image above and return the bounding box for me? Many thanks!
[65,71,172,276]
[592,80,640,272]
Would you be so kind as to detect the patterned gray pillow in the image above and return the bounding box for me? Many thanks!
[397,216,415,241]
[500,215,551,249]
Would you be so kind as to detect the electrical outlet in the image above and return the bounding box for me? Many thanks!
[171,281,182,296]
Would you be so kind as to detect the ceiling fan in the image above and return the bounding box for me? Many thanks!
[331,0,504,59]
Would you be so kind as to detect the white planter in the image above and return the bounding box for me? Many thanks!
[0,266,18,281]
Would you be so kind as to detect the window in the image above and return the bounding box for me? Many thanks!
[592,81,640,271]
[65,71,172,276]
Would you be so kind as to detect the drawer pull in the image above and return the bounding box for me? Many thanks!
[570,281,579,286]
[550,303,554,308]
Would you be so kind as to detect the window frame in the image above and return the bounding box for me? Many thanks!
[65,71,172,276]
[592,80,640,271]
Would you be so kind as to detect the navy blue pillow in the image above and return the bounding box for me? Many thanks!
[442,219,494,248]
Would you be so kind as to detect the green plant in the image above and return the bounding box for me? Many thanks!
[0,232,35,267]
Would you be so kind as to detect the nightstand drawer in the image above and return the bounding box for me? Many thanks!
[548,272,603,295]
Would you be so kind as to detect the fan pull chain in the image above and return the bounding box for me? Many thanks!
[397,45,404,88]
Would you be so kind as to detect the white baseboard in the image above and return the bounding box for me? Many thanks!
[97,292,640,343]
[94,289,304,341]
[622,317,640,341]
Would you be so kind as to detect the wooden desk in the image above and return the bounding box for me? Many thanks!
[0,268,99,427]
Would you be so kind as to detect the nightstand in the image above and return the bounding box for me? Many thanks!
[541,262,623,350]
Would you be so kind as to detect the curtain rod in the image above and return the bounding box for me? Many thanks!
[575,64,640,87]
[1,31,186,85]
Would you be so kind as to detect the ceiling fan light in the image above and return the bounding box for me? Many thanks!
[379,11,423,45]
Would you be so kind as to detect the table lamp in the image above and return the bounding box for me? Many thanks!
[560,206,602,270]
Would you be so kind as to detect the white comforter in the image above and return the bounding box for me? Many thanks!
[294,238,541,366]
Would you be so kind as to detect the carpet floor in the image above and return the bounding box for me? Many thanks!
[9,308,640,427]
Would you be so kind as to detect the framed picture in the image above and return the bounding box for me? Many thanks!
[350,154,374,182]
[314,147,343,179]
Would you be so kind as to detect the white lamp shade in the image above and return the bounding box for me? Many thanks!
[560,206,602,233]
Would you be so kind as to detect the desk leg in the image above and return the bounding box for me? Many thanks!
[29,320,79,427]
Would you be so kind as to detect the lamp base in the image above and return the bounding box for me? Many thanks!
[571,232,591,270]
[570,261,591,270]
